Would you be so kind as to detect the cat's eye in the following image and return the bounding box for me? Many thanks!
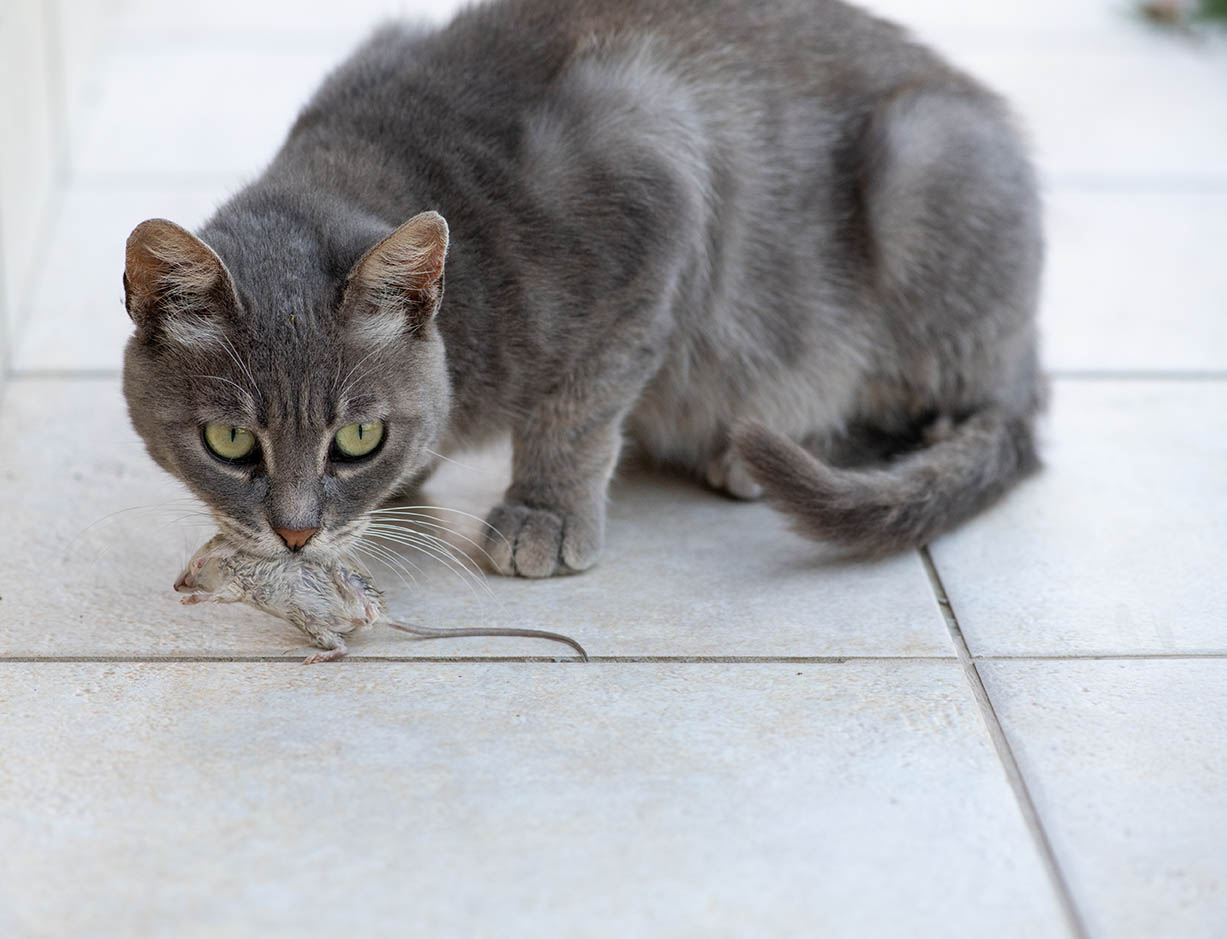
[203,423,257,462]
[333,421,384,459]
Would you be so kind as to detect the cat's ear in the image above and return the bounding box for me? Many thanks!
[124,218,239,340]
[341,211,449,340]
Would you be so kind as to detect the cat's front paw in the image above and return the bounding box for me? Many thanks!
[484,503,603,578]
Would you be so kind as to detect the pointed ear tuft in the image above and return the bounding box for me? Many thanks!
[124,219,238,341]
[342,211,449,341]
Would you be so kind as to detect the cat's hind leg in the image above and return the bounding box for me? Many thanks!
[704,445,763,501]
[728,86,1045,557]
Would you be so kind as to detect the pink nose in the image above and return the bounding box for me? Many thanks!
[276,527,318,551]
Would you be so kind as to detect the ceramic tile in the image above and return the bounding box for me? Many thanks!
[1042,190,1227,371]
[981,659,1227,939]
[930,380,1227,656]
[12,187,227,371]
[0,660,1070,937]
[0,379,952,658]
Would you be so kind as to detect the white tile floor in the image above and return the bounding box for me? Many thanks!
[2,1,1225,936]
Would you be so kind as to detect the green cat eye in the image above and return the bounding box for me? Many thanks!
[203,423,257,461]
[334,421,384,459]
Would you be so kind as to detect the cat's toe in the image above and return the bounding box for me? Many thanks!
[513,508,565,577]
[484,503,526,574]
[484,503,601,577]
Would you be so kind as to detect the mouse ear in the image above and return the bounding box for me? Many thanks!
[124,218,240,343]
[340,211,449,343]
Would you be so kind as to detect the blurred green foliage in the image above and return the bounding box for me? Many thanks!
[1200,0,1227,20]
[1140,0,1227,24]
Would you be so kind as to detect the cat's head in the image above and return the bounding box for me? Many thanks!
[121,208,451,561]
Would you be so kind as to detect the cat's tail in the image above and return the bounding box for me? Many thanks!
[731,410,1039,557]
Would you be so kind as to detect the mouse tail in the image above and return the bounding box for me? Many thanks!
[385,622,588,661]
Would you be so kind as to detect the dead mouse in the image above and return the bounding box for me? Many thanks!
[174,534,588,664]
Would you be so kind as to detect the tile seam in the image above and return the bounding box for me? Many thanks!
[979,652,1227,660]
[0,654,958,664]
[919,547,1090,939]
[3,652,1214,663]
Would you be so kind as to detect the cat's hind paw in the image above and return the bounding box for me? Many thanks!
[484,503,602,578]
[705,447,764,501]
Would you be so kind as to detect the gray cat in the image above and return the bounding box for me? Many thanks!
[122,0,1043,577]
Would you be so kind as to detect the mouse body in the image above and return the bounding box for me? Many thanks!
[176,534,382,662]
[174,534,587,663]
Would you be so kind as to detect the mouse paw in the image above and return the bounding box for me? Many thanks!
[303,645,348,665]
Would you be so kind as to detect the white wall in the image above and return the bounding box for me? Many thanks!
[0,0,116,377]
[0,0,58,374]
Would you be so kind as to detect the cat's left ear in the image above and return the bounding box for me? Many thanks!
[341,211,449,340]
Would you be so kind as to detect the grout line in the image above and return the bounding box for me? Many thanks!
[0,654,956,665]
[919,547,1090,939]
[980,652,1227,660]
[2,651,1216,664]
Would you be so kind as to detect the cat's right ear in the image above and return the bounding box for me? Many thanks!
[340,211,449,342]
[123,218,239,340]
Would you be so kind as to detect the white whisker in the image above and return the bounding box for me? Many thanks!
[422,448,479,472]
[366,530,491,602]
[351,540,421,592]
[70,499,209,551]
[218,333,263,402]
[366,526,489,588]
[336,344,385,401]
[366,516,500,570]
[366,505,509,545]
[190,373,258,408]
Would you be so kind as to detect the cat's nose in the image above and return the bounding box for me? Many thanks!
[276,527,318,551]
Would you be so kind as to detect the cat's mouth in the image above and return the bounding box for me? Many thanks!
[211,517,332,563]
[205,511,372,567]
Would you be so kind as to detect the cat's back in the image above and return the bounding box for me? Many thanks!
[301,0,949,132]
